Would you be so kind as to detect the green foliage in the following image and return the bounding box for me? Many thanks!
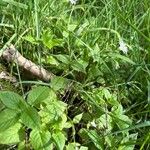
[0,109,20,132]
[30,129,51,150]
[0,0,150,149]
[0,86,69,149]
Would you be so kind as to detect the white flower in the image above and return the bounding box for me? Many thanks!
[69,0,78,5]
[90,120,97,128]
[119,39,128,54]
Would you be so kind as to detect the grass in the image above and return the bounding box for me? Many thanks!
[0,0,150,149]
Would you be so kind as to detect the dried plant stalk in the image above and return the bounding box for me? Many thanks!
[2,44,54,82]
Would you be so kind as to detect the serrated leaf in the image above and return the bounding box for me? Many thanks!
[0,109,20,132]
[20,106,41,129]
[51,76,70,91]
[52,131,66,150]
[0,123,23,144]
[30,129,51,150]
[73,113,83,124]
[27,86,50,105]
[0,91,26,110]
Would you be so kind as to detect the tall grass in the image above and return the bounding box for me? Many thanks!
[0,0,150,149]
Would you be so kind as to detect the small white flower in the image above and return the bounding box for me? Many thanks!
[119,39,128,54]
[90,120,97,128]
[69,0,78,5]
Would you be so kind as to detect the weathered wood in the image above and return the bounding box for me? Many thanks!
[2,44,54,82]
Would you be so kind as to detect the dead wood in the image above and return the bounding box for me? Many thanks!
[2,44,54,82]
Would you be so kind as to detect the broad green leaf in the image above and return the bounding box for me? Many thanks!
[42,29,63,49]
[90,43,101,62]
[112,104,123,115]
[87,130,104,150]
[18,141,26,150]
[46,101,67,117]
[115,115,132,130]
[43,89,57,105]
[96,114,113,133]
[52,131,66,150]
[40,101,67,126]
[0,91,26,110]
[110,54,135,65]
[42,29,53,48]
[71,59,88,73]
[148,81,150,104]
[102,88,111,100]
[46,56,59,66]
[118,133,138,150]
[27,86,50,105]
[79,128,104,149]
[0,109,20,132]
[40,101,67,124]
[51,76,70,91]
[53,113,67,130]
[0,123,23,144]
[73,113,83,124]
[54,54,70,64]
[30,129,51,150]
[20,106,41,129]
[107,93,119,106]
[0,101,4,111]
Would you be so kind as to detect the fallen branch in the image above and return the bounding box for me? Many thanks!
[2,44,54,82]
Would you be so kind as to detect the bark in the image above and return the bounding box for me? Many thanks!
[2,44,54,82]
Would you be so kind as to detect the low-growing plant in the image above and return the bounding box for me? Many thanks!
[0,83,147,149]
[0,0,150,149]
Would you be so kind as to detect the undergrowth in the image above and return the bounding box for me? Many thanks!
[0,0,150,149]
